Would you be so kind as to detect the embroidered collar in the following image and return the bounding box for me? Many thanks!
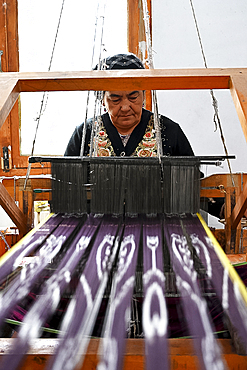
[94,109,158,157]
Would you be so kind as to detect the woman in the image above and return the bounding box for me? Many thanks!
[64,53,194,158]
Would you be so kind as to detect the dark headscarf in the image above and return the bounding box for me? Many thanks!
[94,53,145,70]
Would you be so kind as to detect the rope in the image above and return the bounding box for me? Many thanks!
[142,0,163,159]
[90,3,107,157]
[0,230,10,251]
[80,3,100,157]
[80,2,107,157]
[24,0,66,189]
[189,0,235,187]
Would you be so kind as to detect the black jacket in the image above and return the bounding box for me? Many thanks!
[64,109,194,157]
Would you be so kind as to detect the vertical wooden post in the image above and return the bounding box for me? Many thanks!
[225,188,233,254]
[225,187,242,254]
[127,0,152,111]
[19,190,33,235]
[0,0,20,170]
[234,187,242,254]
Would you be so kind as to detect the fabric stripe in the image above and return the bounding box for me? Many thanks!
[142,216,169,370]
[164,215,225,370]
[97,217,141,370]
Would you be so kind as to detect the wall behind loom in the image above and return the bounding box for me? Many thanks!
[152,0,247,177]
[19,0,247,177]
[18,0,128,156]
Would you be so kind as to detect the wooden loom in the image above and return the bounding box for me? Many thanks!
[0,0,247,369]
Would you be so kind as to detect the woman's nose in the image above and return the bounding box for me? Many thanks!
[120,99,130,111]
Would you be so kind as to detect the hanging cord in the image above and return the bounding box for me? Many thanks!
[0,230,10,251]
[90,4,107,157]
[80,3,100,157]
[24,0,66,189]
[189,0,235,187]
[142,0,163,160]
[80,1,107,157]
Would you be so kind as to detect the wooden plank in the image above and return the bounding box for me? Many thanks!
[127,0,140,56]
[15,69,233,91]
[200,173,247,198]
[227,253,247,264]
[0,338,246,370]
[0,0,20,161]
[0,167,51,177]
[0,76,19,130]
[230,74,247,142]
[0,0,19,73]
[231,182,247,229]
[0,182,26,234]
[127,0,152,111]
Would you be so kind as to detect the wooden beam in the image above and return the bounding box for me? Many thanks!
[127,0,140,56]
[16,69,233,92]
[231,182,247,229]
[0,182,26,234]
[0,0,19,73]
[227,253,247,264]
[127,0,152,111]
[200,173,247,198]
[0,0,20,170]
[230,74,247,142]
[0,76,19,130]
[0,338,246,369]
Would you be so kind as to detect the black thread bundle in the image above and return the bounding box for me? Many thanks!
[48,156,201,215]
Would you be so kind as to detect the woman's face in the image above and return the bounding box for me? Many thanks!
[103,90,144,134]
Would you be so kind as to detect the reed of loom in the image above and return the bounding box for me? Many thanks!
[30,156,201,215]
[29,155,234,216]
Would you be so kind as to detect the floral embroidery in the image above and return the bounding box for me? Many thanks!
[97,148,111,157]
[94,117,116,157]
[133,115,157,157]
[94,114,157,157]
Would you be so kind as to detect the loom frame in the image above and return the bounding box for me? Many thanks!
[0,68,247,234]
[0,1,247,368]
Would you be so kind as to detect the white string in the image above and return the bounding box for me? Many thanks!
[142,0,163,159]
[80,1,107,158]
[90,2,107,157]
[80,3,100,158]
